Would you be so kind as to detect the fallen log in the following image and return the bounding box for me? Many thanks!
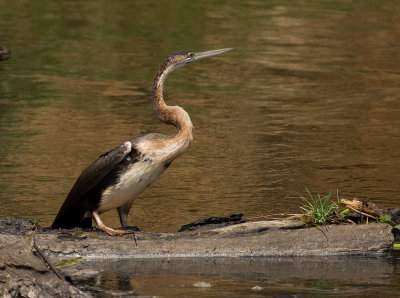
[0,217,394,259]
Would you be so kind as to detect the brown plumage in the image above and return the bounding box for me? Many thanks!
[52,48,232,235]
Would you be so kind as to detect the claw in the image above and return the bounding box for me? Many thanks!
[92,211,138,245]
[103,226,129,236]
[92,211,127,236]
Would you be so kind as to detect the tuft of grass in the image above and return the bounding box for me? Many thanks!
[30,219,40,227]
[296,189,400,231]
[300,188,340,225]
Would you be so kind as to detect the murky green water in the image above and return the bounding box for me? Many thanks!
[1,0,400,295]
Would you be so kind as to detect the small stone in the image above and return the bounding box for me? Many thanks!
[193,281,212,288]
[252,285,263,292]
[107,290,135,296]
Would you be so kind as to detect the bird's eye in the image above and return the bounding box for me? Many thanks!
[189,52,195,58]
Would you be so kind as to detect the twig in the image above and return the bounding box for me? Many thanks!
[314,226,329,241]
[346,206,377,220]
[132,231,138,247]
[31,235,67,282]
[346,218,356,225]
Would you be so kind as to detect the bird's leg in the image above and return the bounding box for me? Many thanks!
[118,205,131,227]
[116,206,138,246]
[118,204,140,231]
[92,211,128,236]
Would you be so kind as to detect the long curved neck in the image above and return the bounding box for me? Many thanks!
[152,63,193,139]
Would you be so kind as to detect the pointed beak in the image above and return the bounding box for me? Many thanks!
[193,48,233,61]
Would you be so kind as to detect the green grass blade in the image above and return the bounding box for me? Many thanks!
[56,257,82,268]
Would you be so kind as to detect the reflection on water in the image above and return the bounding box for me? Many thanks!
[1,0,400,232]
[1,3,400,227]
[68,254,400,297]
[2,0,400,296]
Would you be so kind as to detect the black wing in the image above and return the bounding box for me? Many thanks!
[52,141,132,229]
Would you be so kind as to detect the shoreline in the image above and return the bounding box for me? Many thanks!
[1,217,397,296]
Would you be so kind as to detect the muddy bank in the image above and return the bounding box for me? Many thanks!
[0,228,90,297]
[0,218,395,259]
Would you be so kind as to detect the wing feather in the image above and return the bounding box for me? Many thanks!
[52,141,132,228]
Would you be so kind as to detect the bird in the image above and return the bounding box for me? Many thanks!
[52,48,232,235]
[0,46,11,61]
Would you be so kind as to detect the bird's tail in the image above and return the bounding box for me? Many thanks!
[51,207,92,229]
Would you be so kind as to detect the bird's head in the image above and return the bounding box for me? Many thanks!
[161,48,233,74]
[175,48,233,67]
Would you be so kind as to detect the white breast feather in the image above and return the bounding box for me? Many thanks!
[97,135,191,213]
[98,159,166,213]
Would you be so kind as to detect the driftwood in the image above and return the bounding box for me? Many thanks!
[340,199,400,230]
[179,213,244,232]
[341,198,382,217]
[0,217,395,260]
